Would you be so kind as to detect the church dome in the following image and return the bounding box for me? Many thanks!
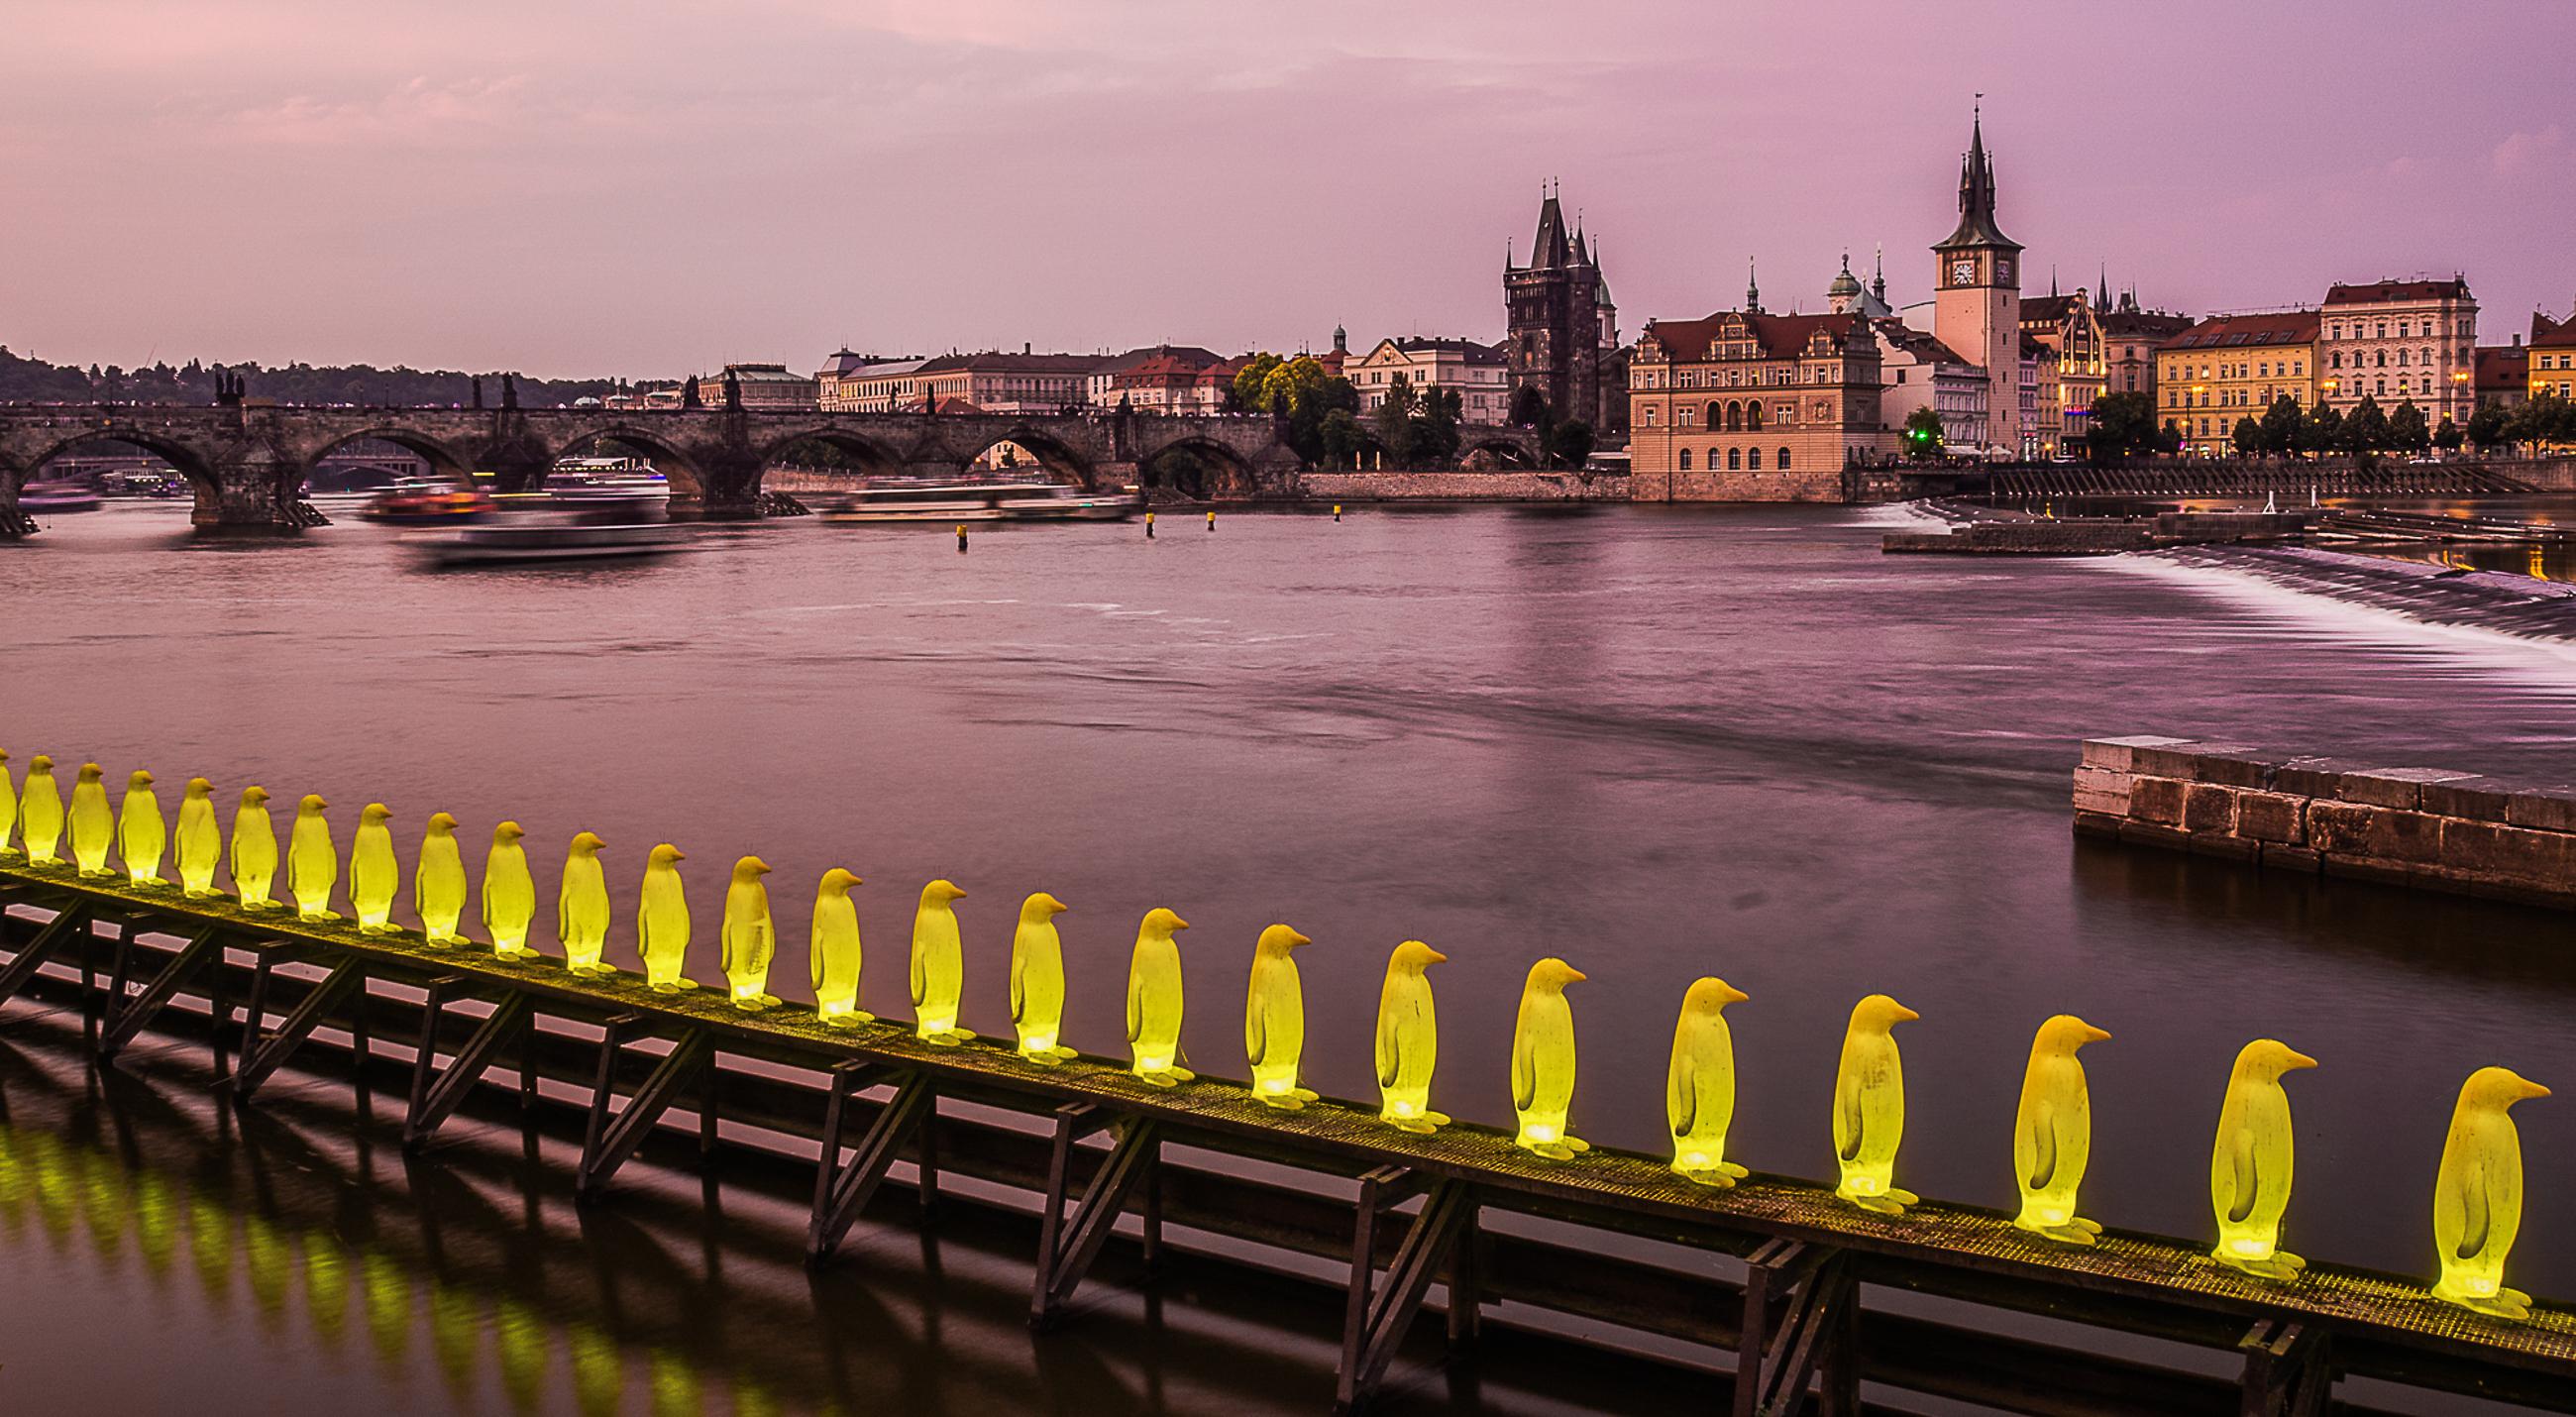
[1826,253,1863,300]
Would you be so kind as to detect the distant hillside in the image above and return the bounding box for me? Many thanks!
[0,346,656,408]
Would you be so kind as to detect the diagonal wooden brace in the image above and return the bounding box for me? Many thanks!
[575,1019,711,1200]
[1335,1170,1478,1413]
[402,977,537,1151]
[0,902,93,1006]
[99,924,225,1059]
[1734,1239,1859,1417]
[2240,1319,2335,1417]
[1029,1103,1159,1329]
[232,955,365,1099]
[805,1063,934,1262]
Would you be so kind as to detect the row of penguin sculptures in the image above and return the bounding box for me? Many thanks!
[0,751,2551,1321]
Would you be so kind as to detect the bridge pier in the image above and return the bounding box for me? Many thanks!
[193,451,307,536]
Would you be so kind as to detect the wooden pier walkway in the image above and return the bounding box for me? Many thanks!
[4,858,2571,1414]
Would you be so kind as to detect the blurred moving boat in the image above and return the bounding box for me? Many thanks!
[19,482,103,513]
[363,483,498,524]
[814,481,1141,524]
[410,501,684,568]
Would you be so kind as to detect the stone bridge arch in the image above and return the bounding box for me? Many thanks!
[951,424,1099,487]
[1136,436,1260,498]
[549,424,710,500]
[18,426,231,522]
[292,426,481,490]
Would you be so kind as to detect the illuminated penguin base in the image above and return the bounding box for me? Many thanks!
[809,868,871,1025]
[415,814,468,944]
[287,795,339,921]
[0,748,17,859]
[351,804,399,932]
[558,831,611,973]
[174,778,220,897]
[2432,1066,2550,1318]
[719,855,779,1009]
[1125,908,1193,1085]
[1245,925,1318,1109]
[1666,977,1751,1188]
[1008,891,1072,1061]
[909,879,974,1044]
[638,844,691,992]
[483,821,536,959]
[19,755,63,865]
[2012,1015,2112,1247]
[1511,957,1589,1159]
[119,769,168,887]
[1374,940,1448,1132]
[69,763,114,877]
[2209,1039,2317,1280]
[231,786,278,910]
[1833,994,1921,1215]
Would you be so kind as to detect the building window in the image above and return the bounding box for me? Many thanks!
[1677,448,1691,471]
[1728,447,1742,470]
[1748,446,1763,470]
[1777,448,1792,470]
[1705,402,1722,430]
[1677,406,1694,428]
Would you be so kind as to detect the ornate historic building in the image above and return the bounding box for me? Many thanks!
[2100,292,2194,402]
[1931,112,2023,454]
[1626,309,1887,500]
[2021,286,2106,456]
[2154,311,2319,455]
[2318,278,2479,427]
[1504,185,1624,438]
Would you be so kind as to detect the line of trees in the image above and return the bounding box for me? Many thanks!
[0,345,635,408]
[2077,388,2576,464]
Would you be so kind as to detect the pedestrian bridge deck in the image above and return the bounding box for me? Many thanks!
[2,858,2569,1415]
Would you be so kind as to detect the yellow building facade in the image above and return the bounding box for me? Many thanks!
[2154,311,2318,455]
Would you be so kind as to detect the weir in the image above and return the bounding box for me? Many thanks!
[3,857,2573,1414]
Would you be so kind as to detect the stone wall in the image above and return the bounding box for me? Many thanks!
[1296,472,1628,502]
[2073,736,2576,908]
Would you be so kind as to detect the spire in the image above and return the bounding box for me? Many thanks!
[1530,185,1572,270]
[1872,244,1885,300]
[2097,260,2107,305]
[1934,97,2019,253]
[1747,258,1763,314]
[2051,264,2059,298]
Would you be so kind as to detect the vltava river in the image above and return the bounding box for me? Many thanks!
[5,499,2575,1413]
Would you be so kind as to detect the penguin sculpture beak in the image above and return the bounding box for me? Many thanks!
[1563,965,1588,984]
[1171,916,1190,931]
[1891,1002,1921,1023]
[671,848,687,862]
[1286,928,1313,948]
[2283,1048,2319,1071]
[2520,1077,2553,1101]
[1717,981,1750,1005]
[2082,1023,2111,1044]
[1424,946,1449,965]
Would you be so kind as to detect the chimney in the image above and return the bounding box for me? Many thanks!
[1023,342,1032,356]
[2513,334,2522,347]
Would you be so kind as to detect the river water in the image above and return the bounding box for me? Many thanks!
[5,499,2576,1413]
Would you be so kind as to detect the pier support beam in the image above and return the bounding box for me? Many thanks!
[1733,1239,1859,1417]
[403,978,537,1150]
[1030,1104,1160,1329]
[576,1018,712,1200]
[233,951,365,1098]
[2240,1319,2334,1415]
[806,1063,936,1262]
[1335,1167,1478,1413]
[0,901,92,1006]
[99,923,225,1059]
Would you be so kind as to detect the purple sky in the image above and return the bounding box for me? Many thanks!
[6,0,2572,379]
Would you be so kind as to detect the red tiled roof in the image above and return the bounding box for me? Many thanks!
[2323,278,2473,306]
[2530,312,2576,349]
[2477,345,2529,391]
[1875,319,1972,367]
[917,352,1106,376]
[2158,310,2320,352]
[1639,310,1867,362]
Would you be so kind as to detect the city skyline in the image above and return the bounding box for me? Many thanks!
[4,0,2573,378]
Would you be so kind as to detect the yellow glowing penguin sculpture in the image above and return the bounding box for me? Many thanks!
[350,803,399,932]
[809,868,870,1025]
[1125,908,1192,1084]
[119,769,167,887]
[416,814,468,944]
[19,755,63,865]
[1510,958,1589,1158]
[2432,1066,2551,1318]
[638,844,692,992]
[1667,977,1752,1187]
[231,786,277,910]
[483,821,536,958]
[1008,891,1072,1061]
[175,778,219,897]
[1245,925,1318,1109]
[0,749,16,858]
[2011,1015,2113,1246]
[909,879,974,1043]
[2208,1038,2318,1279]
[69,763,114,877]
[1374,941,1449,1132]
[288,794,338,921]
[720,855,779,1009]
[558,831,611,972]
[1832,995,1922,1215]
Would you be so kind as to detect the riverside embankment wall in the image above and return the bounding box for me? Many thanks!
[2073,735,2576,908]
[1296,471,1628,502]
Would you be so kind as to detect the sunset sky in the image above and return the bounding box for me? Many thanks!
[6,0,2572,378]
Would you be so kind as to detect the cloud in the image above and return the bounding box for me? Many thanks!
[2490,125,2567,177]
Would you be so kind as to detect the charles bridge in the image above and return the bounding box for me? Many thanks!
[0,392,1557,532]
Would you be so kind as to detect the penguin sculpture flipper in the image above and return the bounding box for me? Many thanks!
[1009,947,1025,1024]
[1837,1075,1865,1163]
[2458,1162,2489,1259]
[2224,1127,2260,1227]
[909,943,925,1010]
[1666,1054,1695,1141]
[1510,1029,1536,1114]
[1124,968,1142,1044]
[2027,1101,2059,1191]
[1375,1013,1399,1090]
[1245,999,1267,1070]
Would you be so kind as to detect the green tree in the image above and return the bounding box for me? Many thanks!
[1413,387,1462,463]
[1230,353,1282,413]
[2468,398,2509,452]
[2231,416,2265,458]
[2302,402,2344,458]
[2388,398,2430,454]
[1548,418,1595,469]
[1901,406,1945,460]
[2345,395,2391,462]
[2259,395,2304,459]
[1371,374,1419,464]
[1319,408,1366,468]
[2433,416,2464,453]
[2087,391,2156,462]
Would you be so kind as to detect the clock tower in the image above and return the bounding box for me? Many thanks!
[1932,108,2023,454]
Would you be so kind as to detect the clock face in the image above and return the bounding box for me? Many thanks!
[1996,258,2015,285]
[1950,258,1978,287]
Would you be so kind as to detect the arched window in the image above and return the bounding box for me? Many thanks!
[1777,447,1792,470]
[1726,401,1743,431]
[1677,448,1692,471]
[1748,401,1766,430]
[2396,349,2410,367]
[2375,350,2387,368]
[1705,401,1722,431]
[1747,446,1763,470]
[1727,447,1742,470]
